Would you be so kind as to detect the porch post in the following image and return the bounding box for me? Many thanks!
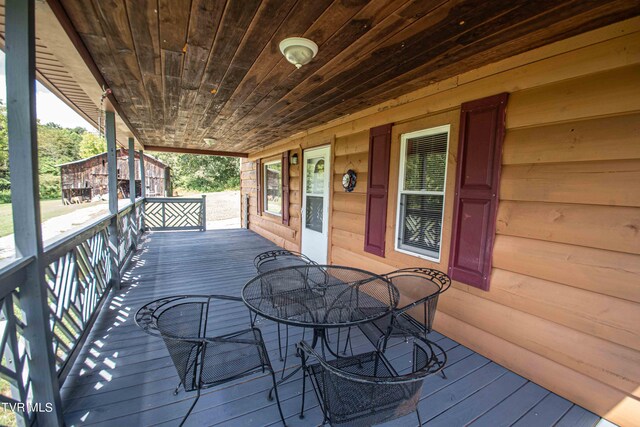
[139,150,146,198]
[128,138,136,203]
[106,111,120,288]
[139,150,146,230]
[5,0,64,424]
[128,138,137,248]
[164,167,171,197]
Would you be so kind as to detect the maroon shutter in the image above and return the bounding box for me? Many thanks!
[282,151,290,225]
[448,93,509,290]
[256,159,262,215]
[364,123,393,257]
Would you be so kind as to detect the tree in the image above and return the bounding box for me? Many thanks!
[38,121,82,174]
[0,107,90,201]
[0,103,8,179]
[155,153,240,192]
[0,103,9,201]
[78,132,106,158]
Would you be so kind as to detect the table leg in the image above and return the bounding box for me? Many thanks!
[269,328,322,399]
[318,328,345,359]
[269,327,341,401]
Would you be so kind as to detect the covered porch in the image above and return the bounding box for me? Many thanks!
[0,0,638,425]
[60,228,600,426]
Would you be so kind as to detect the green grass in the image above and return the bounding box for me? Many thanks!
[0,199,107,237]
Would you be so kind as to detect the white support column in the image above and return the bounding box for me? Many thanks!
[128,138,136,204]
[106,111,120,288]
[139,150,146,230]
[139,150,146,198]
[5,0,63,424]
[128,138,137,248]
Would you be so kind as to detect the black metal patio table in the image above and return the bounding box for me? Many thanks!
[242,265,400,374]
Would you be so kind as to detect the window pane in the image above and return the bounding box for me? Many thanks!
[265,162,282,214]
[398,194,444,258]
[305,158,325,194]
[305,195,323,232]
[403,132,447,192]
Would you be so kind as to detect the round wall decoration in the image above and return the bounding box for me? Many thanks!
[342,169,357,192]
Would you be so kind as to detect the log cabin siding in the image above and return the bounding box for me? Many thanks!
[241,147,302,251]
[240,18,640,426]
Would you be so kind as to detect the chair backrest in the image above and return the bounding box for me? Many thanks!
[254,250,318,300]
[384,268,451,333]
[298,337,446,426]
[254,249,315,273]
[135,296,209,391]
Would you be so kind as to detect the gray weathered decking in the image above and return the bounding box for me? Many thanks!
[60,229,602,427]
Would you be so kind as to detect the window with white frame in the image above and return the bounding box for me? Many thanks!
[395,125,450,261]
[263,160,282,215]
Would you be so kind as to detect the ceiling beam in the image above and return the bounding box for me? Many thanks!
[144,145,249,158]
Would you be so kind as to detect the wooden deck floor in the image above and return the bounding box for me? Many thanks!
[61,229,603,427]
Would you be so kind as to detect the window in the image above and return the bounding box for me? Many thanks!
[395,125,450,261]
[263,160,282,215]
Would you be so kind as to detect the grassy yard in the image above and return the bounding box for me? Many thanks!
[0,199,107,237]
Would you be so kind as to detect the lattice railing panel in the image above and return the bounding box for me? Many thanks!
[144,198,205,231]
[44,227,111,373]
[117,209,133,264]
[137,203,144,232]
[117,201,143,264]
[0,269,34,427]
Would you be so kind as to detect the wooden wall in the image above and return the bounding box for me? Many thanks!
[241,148,302,251]
[240,18,640,426]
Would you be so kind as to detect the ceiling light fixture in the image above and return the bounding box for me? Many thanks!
[279,37,318,69]
[203,138,216,146]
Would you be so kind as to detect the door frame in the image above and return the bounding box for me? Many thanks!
[301,144,332,264]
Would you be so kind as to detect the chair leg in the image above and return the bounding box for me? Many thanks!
[281,325,290,379]
[440,369,447,379]
[179,388,200,427]
[277,323,283,361]
[416,408,423,426]
[299,367,306,419]
[173,380,182,396]
[342,327,352,355]
[268,370,287,426]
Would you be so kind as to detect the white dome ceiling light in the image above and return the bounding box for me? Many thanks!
[279,37,318,69]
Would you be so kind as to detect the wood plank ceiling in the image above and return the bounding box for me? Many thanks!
[55,0,640,154]
[0,1,100,128]
[0,0,134,147]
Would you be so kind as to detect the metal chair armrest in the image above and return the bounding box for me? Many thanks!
[207,294,243,302]
[203,327,263,346]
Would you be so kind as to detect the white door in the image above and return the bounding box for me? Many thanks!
[301,146,331,264]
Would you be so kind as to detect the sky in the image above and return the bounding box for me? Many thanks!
[0,50,95,131]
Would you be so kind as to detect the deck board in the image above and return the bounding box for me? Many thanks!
[61,229,606,426]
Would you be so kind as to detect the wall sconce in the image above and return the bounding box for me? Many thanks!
[290,153,299,165]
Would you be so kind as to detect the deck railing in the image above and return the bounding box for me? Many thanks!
[0,257,36,426]
[117,198,144,266]
[0,199,149,425]
[42,215,114,381]
[143,196,206,231]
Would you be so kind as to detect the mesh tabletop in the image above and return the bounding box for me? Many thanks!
[242,265,399,328]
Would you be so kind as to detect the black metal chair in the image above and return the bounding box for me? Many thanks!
[296,334,446,426]
[253,250,318,366]
[135,295,286,426]
[358,268,450,347]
